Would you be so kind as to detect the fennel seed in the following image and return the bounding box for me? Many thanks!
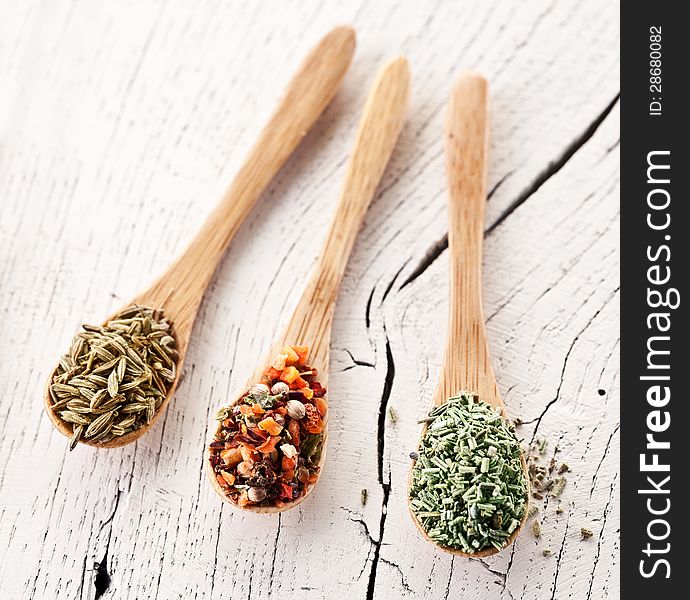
[49,306,177,450]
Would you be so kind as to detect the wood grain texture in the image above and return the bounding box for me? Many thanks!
[0,1,619,599]
[436,71,496,409]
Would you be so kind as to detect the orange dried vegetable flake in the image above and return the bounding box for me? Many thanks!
[280,366,300,384]
[256,436,280,454]
[251,404,265,415]
[240,445,258,462]
[282,345,299,365]
[292,345,309,363]
[220,470,235,485]
[282,456,297,470]
[258,417,283,436]
[264,366,282,379]
[299,387,314,400]
[290,376,307,390]
[239,405,253,416]
[220,447,242,467]
[272,353,287,370]
[281,469,295,482]
[315,397,328,416]
[288,419,301,447]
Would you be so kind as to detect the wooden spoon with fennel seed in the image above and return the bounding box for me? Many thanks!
[408,72,529,557]
[207,56,411,513]
[43,26,356,449]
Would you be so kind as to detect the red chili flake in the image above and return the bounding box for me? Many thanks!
[278,483,294,500]
[311,382,327,397]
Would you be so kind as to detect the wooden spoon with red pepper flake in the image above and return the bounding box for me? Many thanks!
[207,56,411,512]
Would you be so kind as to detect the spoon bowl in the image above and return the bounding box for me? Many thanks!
[408,72,529,557]
[44,26,356,449]
[208,56,411,512]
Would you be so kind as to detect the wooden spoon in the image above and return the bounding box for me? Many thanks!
[408,71,529,557]
[208,56,411,512]
[44,26,356,448]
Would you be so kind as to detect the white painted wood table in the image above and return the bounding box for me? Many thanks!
[0,1,619,598]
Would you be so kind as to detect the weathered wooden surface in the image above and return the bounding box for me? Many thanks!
[0,1,619,598]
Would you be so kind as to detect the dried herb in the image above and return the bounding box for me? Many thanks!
[542,548,552,557]
[580,527,594,540]
[361,488,368,506]
[409,393,528,553]
[551,477,567,497]
[388,407,398,424]
[532,520,542,538]
[49,306,177,449]
[209,345,326,508]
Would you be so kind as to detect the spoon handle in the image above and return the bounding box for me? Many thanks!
[134,26,356,340]
[434,71,502,410]
[279,56,410,365]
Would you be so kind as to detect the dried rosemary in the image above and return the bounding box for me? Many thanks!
[49,306,177,449]
[409,393,528,553]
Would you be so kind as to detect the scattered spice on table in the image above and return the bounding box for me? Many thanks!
[49,306,177,450]
[361,488,368,506]
[580,527,594,540]
[542,548,552,557]
[532,520,542,538]
[409,393,528,553]
[527,439,569,504]
[550,476,567,497]
[208,345,327,508]
[388,407,398,424]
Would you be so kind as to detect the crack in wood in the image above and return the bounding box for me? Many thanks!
[268,514,282,588]
[365,483,391,600]
[365,286,376,331]
[478,558,507,583]
[364,328,397,600]
[82,488,122,600]
[209,506,223,599]
[376,333,395,484]
[527,286,619,442]
[381,260,409,304]
[396,171,509,290]
[342,512,376,581]
[442,556,454,600]
[586,474,617,600]
[548,512,572,600]
[589,424,619,499]
[485,93,619,237]
[380,558,413,593]
[341,348,376,372]
[399,92,619,291]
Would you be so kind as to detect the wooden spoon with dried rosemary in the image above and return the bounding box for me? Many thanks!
[207,56,411,513]
[408,72,529,557]
[43,26,356,449]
